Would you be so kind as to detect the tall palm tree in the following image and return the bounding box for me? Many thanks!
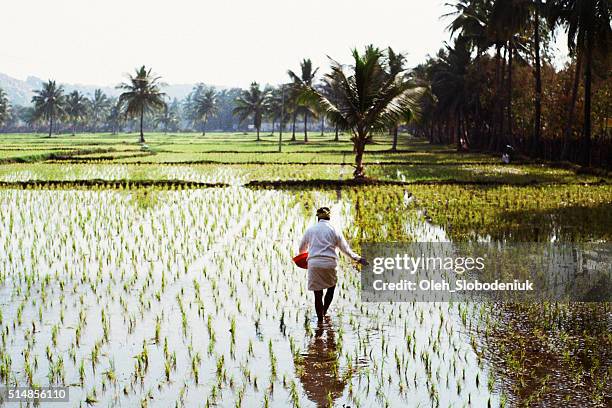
[90,89,111,132]
[490,0,531,147]
[444,0,492,55]
[107,99,124,135]
[0,88,10,128]
[233,82,271,141]
[531,0,544,157]
[155,99,180,133]
[288,59,319,142]
[65,91,88,135]
[387,47,409,151]
[267,87,285,135]
[317,81,343,141]
[192,87,219,135]
[32,80,66,137]
[430,38,474,150]
[300,46,423,178]
[548,0,611,166]
[117,66,166,143]
[287,87,300,141]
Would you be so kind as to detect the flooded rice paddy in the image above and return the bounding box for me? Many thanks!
[0,184,610,407]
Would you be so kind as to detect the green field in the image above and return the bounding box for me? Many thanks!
[0,132,610,407]
[0,132,607,185]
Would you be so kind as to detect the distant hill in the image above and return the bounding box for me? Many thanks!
[0,72,221,106]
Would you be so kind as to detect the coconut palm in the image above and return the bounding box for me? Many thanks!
[443,0,492,54]
[489,0,532,147]
[117,66,166,143]
[65,91,88,135]
[233,82,271,141]
[547,0,611,166]
[430,38,475,150]
[107,99,124,135]
[89,89,111,132]
[32,80,66,137]
[288,59,319,142]
[268,86,290,135]
[155,99,181,133]
[0,88,10,128]
[299,46,424,178]
[387,47,409,151]
[317,81,343,141]
[192,87,219,135]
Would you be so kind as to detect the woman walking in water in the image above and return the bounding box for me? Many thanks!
[298,207,366,323]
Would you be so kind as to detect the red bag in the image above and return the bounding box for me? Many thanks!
[292,252,308,269]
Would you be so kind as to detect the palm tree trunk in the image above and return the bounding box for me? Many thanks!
[139,106,145,143]
[291,112,296,141]
[320,115,324,136]
[561,54,582,160]
[256,125,260,141]
[456,114,462,151]
[507,42,513,146]
[489,44,502,151]
[304,111,308,142]
[202,119,206,136]
[532,4,542,157]
[48,114,53,138]
[353,134,366,179]
[582,32,593,166]
[392,126,398,151]
[334,124,339,141]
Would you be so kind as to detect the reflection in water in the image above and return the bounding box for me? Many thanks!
[295,320,348,408]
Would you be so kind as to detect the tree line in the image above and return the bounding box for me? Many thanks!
[0,0,609,172]
[410,0,610,167]
[0,62,345,142]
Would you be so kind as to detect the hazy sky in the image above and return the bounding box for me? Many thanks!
[1,0,455,87]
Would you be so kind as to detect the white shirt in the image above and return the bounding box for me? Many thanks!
[298,219,360,269]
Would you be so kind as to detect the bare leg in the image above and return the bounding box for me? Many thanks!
[323,286,335,316]
[314,290,324,322]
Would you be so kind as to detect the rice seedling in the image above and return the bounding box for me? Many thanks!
[0,169,607,407]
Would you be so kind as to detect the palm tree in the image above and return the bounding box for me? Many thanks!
[65,91,88,135]
[387,47,409,151]
[489,0,531,147]
[107,99,124,135]
[233,82,271,141]
[32,80,66,137]
[287,87,300,141]
[444,0,492,55]
[317,81,343,141]
[90,89,111,132]
[155,99,180,133]
[531,0,544,157]
[0,88,10,128]
[288,59,319,142]
[268,85,292,137]
[548,0,611,166]
[192,87,218,135]
[300,46,423,178]
[429,38,474,150]
[117,66,166,143]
